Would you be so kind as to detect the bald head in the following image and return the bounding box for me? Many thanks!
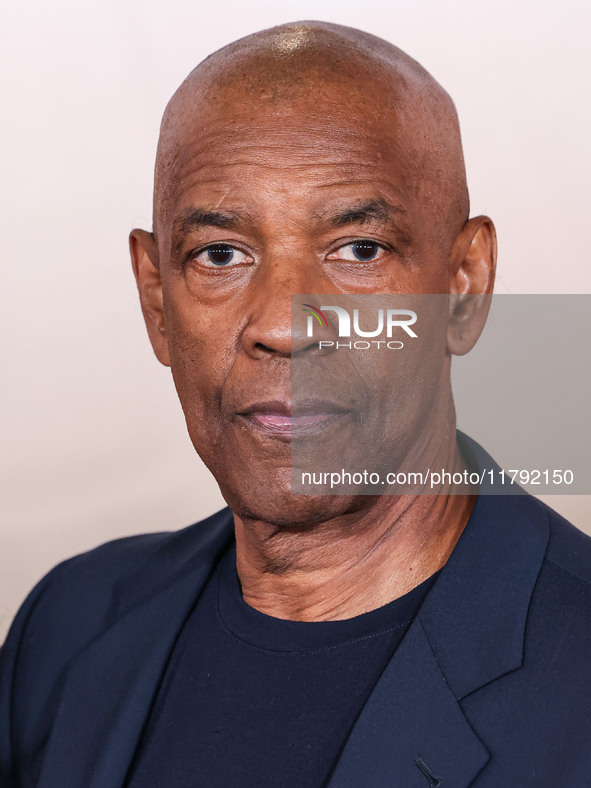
[154,21,469,247]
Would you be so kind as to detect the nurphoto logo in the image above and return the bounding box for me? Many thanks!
[302,304,418,350]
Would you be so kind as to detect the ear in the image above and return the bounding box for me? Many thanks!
[447,216,497,356]
[129,229,170,366]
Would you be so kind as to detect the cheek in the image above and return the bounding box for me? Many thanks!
[359,300,451,430]
[163,289,234,445]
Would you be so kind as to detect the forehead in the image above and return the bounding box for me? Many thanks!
[158,88,422,232]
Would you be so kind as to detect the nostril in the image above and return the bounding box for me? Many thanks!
[254,341,279,354]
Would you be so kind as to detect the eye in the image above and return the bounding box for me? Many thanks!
[192,243,251,268]
[328,239,386,262]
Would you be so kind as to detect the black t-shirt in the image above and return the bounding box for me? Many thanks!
[126,543,439,788]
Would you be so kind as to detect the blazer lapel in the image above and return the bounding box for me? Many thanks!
[37,511,235,788]
[327,617,490,787]
[328,485,550,787]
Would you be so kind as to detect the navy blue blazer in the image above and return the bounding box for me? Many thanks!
[2,452,591,786]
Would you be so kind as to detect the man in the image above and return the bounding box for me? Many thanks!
[1,20,590,788]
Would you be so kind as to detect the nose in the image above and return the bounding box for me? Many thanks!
[240,258,336,360]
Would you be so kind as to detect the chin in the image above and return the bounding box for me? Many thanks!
[219,473,364,529]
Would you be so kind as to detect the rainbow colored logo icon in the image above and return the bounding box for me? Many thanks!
[302,304,328,328]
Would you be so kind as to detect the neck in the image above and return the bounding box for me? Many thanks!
[233,438,475,622]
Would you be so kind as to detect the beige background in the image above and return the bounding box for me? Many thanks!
[1,0,590,641]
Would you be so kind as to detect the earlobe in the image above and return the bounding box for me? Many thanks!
[447,216,497,356]
[129,229,171,367]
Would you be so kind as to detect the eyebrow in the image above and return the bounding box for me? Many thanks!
[177,208,252,235]
[325,199,406,228]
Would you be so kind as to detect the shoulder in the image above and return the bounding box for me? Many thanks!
[54,506,234,583]
[523,498,591,667]
[0,508,233,775]
[19,508,223,606]
[0,509,233,780]
[509,492,591,604]
[479,481,591,588]
[0,507,233,684]
[3,506,234,645]
[471,492,591,659]
[543,501,591,585]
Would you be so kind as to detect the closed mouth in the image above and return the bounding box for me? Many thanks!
[236,399,352,439]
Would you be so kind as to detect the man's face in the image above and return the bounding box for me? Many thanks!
[142,86,462,523]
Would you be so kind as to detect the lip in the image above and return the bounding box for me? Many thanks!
[236,399,352,439]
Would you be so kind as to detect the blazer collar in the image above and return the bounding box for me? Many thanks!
[419,490,549,700]
[425,433,551,700]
